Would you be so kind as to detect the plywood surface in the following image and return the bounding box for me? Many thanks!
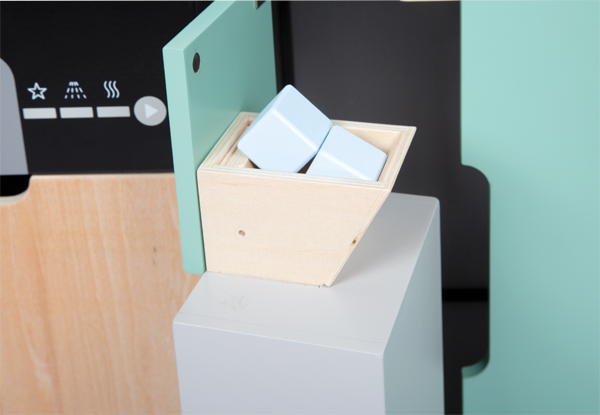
[198,112,415,286]
[1,174,199,414]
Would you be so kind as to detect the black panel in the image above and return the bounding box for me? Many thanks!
[0,175,31,197]
[271,1,295,91]
[1,2,203,175]
[443,301,489,414]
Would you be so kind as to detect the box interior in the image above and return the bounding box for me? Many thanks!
[217,117,405,183]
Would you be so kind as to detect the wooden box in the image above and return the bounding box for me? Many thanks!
[197,112,415,286]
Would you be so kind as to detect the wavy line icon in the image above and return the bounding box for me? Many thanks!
[103,80,120,98]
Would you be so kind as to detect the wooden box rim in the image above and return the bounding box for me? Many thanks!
[199,112,416,191]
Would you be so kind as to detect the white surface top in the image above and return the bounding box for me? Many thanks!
[175,193,439,355]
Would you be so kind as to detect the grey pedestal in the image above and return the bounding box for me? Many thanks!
[173,193,444,414]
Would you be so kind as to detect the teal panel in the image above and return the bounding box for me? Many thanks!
[461,1,599,413]
[163,1,277,274]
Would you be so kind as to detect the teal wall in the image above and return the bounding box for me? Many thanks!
[461,1,599,413]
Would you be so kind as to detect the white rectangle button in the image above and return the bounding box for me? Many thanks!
[22,108,57,119]
[59,107,94,119]
[96,106,130,118]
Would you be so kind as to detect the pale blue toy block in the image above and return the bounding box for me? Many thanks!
[306,125,388,181]
[237,84,332,173]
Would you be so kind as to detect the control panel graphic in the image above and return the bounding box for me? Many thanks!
[1,2,203,176]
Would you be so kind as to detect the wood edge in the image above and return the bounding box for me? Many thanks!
[201,112,415,191]
[378,136,403,187]
[224,148,253,168]
[207,269,325,287]
[1,173,178,206]
[220,114,258,166]
[224,150,242,167]
[331,119,415,132]
[200,112,257,169]
[29,173,176,180]
[379,126,417,190]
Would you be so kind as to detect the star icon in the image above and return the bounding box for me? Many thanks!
[27,82,47,100]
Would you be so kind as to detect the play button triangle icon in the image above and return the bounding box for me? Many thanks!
[134,96,167,126]
[145,103,159,118]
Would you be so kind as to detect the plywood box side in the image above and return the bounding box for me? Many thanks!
[196,112,416,286]
[197,168,384,285]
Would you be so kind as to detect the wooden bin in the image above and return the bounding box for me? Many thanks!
[197,112,416,286]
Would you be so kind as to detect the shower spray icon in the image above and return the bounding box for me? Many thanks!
[64,81,87,99]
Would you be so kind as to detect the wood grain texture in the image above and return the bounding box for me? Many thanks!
[1,173,200,414]
[198,112,415,286]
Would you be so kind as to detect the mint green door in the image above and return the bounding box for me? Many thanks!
[163,1,277,274]
[461,2,599,413]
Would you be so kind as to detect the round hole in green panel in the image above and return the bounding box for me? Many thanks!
[192,53,200,73]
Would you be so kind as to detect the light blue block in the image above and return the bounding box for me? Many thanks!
[306,126,388,181]
[237,84,332,173]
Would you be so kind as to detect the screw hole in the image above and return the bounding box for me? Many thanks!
[239,230,245,236]
[192,53,200,73]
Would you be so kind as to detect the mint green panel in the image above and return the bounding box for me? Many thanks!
[461,2,599,413]
[163,2,276,274]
